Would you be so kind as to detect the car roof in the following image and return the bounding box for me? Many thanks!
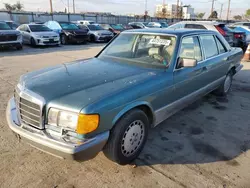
[178,21,225,25]
[123,28,218,36]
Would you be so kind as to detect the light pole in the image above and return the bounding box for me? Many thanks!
[73,0,75,13]
[226,0,231,20]
[49,0,53,14]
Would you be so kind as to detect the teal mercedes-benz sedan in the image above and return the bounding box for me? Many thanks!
[6,29,243,165]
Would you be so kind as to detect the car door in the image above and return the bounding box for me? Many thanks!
[173,35,209,102]
[22,25,31,44]
[199,34,229,83]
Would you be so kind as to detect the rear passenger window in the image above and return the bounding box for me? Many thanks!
[215,37,226,54]
[200,35,218,58]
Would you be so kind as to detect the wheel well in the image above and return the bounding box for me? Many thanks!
[136,105,154,126]
[230,66,236,75]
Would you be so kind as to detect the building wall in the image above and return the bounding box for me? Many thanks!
[182,6,196,19]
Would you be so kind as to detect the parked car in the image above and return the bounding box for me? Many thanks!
[228,22,250,47]
[0,21,22,50]
[128,22,148,29]
[100,24,125,35]
[6,29,243,165]
[17,24,60,46]
[45,21,89,45]
[147,22,168,28]
[117,24,133,30]
[78,24,114,42]
[76,20,96,25]
[4,21,19,29]
[168,21,247,49]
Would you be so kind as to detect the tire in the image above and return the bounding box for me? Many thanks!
[90,35,96,42]
[103,109,149,165]
[214,71,233,96]
[16,45,23,50]
[60,34,68,45]
[30,38,36,47]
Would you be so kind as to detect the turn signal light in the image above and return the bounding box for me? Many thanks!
[77,114,99,134]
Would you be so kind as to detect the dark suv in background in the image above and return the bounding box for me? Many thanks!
[45,21,89,45]
[0,21,23,50]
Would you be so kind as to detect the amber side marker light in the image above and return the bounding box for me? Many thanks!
[76,114,99,134]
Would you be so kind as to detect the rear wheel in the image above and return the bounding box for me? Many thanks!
[214,71,233,96]
[103,109,149,165]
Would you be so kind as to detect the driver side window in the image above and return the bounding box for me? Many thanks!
[177,36,202,69]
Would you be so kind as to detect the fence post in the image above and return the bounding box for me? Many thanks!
[31,12,35,22]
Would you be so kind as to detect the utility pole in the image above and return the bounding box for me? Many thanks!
[144,0,148,22]
[49,0,53,14]
[226,0,231,20]
[67,0,70,13]
[73,0,75,13]
[220,3,223,19]
[211,0,215,16]
[176,0,179,19]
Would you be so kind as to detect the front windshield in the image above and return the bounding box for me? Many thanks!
[29,25,52,32]
[60,23,79,30]
[110,24,124,30]
[88,25,104,31]
[99,33,177,67]
[0,22,11,30]
[160,22,168,28]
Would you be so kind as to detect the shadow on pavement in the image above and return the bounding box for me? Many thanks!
[135,69,250,167]
[0,42,105,57]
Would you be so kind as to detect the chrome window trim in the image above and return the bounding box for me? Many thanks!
[174,34,205,72]
[16,83,46,129]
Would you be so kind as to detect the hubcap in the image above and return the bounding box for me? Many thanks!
[121,120,145,157]
[224,75,232,93]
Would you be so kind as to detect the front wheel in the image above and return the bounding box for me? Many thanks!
[103,109,149,165]
[60,34,68,45]
[30,38,36,47]
[214,71,233,96]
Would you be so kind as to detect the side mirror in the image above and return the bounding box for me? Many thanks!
[178,58,197,68]
[26,30,30,33]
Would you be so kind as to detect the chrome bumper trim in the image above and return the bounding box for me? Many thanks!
[6,97,109,161]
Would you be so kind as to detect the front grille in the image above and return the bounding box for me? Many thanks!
[0,35,17,42]
[15,91,43,129]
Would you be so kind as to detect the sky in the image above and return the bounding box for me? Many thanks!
[0,0,248,19]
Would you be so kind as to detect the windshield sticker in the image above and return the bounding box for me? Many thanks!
[149,39,171,46]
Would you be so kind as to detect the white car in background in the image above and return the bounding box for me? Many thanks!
[77,20,96,25]
[17,24,60,46]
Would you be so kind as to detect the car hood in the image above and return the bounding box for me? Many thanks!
[0,30,20,35]
[32,31,58,36]
[20,58,158,112]
[64,29,88,35]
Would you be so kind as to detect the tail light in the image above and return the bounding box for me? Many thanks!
[215,26,226,36]
[234,33,243,39]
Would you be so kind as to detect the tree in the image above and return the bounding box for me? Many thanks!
[208,11,218,19]
[197,12,205,19]
[234,15,242,20]
[3,1,24,12]
[14,1,24,11]
[4,3,16,11]
[246,9,250,19]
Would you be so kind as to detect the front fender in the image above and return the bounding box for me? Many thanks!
[111,101,155,127]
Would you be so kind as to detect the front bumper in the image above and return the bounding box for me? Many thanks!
[6,98,109,161]
[68,35,89,43]
[96,35,113,42]
[35,37,60,46]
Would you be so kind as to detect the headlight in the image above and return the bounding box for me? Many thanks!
[34,34,42,38]
[48,108,99,134]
